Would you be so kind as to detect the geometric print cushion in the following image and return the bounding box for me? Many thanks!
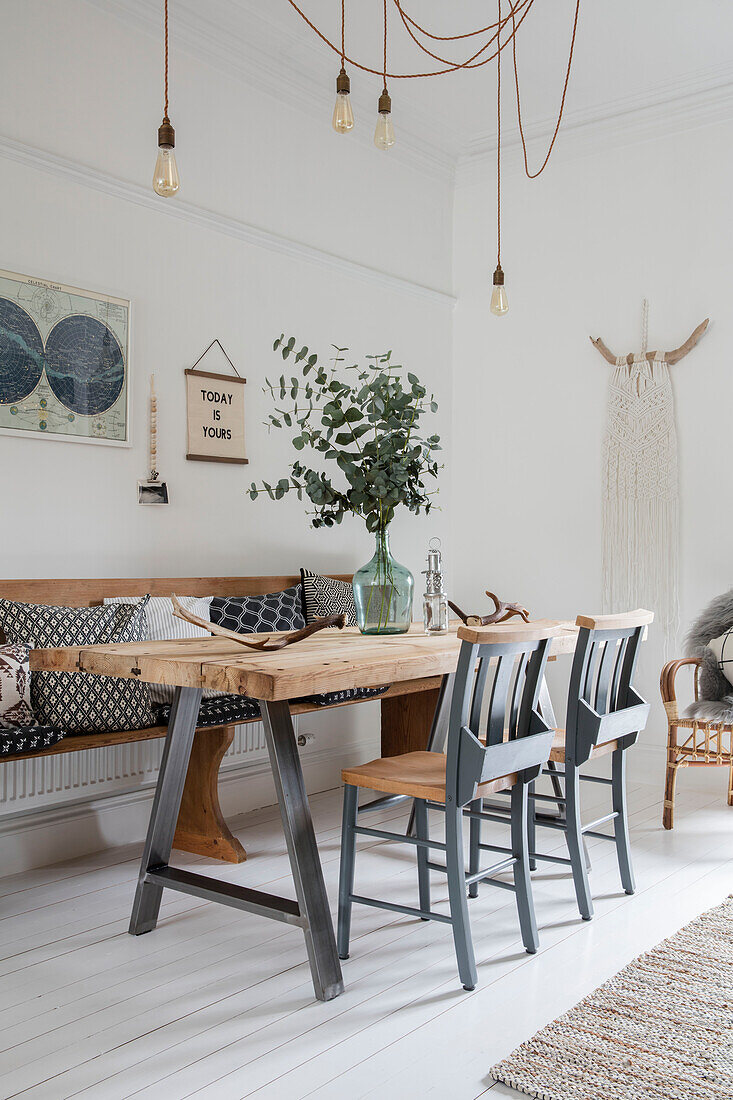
[0,724,66,757]
[208,586,383,704]
[153,693,262,729]
[0,643,35,728]
[153,687,386,727]
[306,685,390,706]
[209,587,305,635]
[104,594,219,704]
[299,569,357,626]
[0,597,155,735]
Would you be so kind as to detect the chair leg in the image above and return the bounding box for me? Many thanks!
[445,803,478,991]
[337,784,359,960]
[663,726,679,830]
[527,780,537,871]
[511,782,539,954]
[468,798,482,898]
[414,798,431,919]
[565,763,594,920]
[612,748,635,895]
[728,764,733,807]
[546,760,590,869]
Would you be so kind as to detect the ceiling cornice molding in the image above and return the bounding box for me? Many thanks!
[458,63,733,184]
[80,0,733,187]
[81,0,456,183]
[0,134,455,308]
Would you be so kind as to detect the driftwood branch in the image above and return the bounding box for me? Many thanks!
[666,317,709,364]
[590,317,709,367]
[171,594,346,651]
[448,591,530,627]
[588,336,617,365]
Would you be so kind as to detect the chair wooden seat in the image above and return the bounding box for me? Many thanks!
[342,750,516,803]
[549,727,617,763]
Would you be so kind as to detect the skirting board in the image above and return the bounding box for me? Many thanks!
[0,737,378,878]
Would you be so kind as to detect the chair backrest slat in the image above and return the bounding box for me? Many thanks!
[485,655,514,746]
[566,610,652,765]
[446,625,562,807]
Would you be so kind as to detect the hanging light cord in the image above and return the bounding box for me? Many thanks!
[283,0,579,179]
[282,0,533,78]
[397,2,513,41]
[512,0,580,178]
[340,0,345,66]
[497,0,502,268]
[163,0,169,118]
[392,0,532,71]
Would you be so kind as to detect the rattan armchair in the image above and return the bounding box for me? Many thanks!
[660,657,733,829]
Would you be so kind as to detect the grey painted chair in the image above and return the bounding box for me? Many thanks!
[337,621,562,991]
[470,609,653,922]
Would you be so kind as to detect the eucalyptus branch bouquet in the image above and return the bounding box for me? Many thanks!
[249,336,441,535]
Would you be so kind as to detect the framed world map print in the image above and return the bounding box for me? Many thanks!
[0,269,130,446]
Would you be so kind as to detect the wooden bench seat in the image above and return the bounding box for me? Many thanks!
[1,576,444,863]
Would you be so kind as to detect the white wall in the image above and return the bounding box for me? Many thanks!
[0,0,454,866]
[452,119,732,786]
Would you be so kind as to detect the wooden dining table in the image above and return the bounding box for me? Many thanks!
[31,621,579,1001]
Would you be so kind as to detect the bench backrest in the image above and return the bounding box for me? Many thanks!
[0,575,352,641]
[0,576,352,607]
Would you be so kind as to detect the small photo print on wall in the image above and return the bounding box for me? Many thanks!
[138,480,169,505]
[0,268,130,447]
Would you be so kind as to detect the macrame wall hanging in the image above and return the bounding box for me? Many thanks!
[590,303,708,653]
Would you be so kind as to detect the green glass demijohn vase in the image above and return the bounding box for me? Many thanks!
[352,525,414,634]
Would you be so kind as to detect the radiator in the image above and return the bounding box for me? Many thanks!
[0,720,270,817]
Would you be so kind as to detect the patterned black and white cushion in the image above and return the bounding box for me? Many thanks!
[300,569,357,626]
[0,598,155,735]
[154,694,261,728]
[210,587,305,635]
[0,725,65,757]
[307,687,389,705]
[0,643,35,728]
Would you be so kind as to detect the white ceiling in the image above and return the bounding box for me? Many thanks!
[100,0,733,173]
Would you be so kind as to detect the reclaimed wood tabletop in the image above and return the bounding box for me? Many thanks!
[31,621,580,701]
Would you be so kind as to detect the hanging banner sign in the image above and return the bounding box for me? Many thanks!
[185,356,247,465]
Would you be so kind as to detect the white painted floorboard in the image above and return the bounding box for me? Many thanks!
[0,778,730,1100]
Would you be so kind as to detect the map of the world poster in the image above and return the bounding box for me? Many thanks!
[0,269,130,445]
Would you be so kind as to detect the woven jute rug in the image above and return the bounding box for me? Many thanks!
[491,895,733,1099]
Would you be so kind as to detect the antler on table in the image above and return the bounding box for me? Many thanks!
[484,592,531,624]
[448,593,530,627]
[171,594,346,651]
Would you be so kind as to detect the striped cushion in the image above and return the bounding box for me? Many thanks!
[104,595,220,704]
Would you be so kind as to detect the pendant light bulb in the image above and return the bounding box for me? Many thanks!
[490,264,508,316]
[153,117,180,198]
[332,67,354,133]
[374,88,395,150]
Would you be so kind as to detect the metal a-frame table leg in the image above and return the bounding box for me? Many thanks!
[129,687,343,1002]
[260,699,344,1002]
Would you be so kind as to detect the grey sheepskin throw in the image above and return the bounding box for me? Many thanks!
[684,588,733,722]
